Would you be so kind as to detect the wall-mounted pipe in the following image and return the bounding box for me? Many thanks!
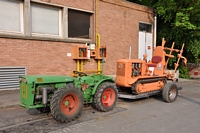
[129,46,132,59]
[76,60,80,71]
[95,0,99,35]
[153,10,157,48]
[97,34,101,74]
[96,1,101,75]
[80,60,84,72]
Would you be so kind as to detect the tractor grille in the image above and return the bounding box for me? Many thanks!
[0,66,26,89]
[20,82,28,99]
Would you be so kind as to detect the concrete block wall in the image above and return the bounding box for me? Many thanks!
[187,63,200,78]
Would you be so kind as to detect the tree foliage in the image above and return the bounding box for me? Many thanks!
[129,0,200,63]
[129,0,200,78]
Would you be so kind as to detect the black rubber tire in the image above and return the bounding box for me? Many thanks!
[50,83,83,122]
[162,83,178,103]
[37,107,50,113]
[91,82,118,112]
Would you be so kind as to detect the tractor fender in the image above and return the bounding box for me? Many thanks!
[92,79,115,95]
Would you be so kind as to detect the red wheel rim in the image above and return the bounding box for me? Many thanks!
[102,88,116,107]
[60,93,79,115]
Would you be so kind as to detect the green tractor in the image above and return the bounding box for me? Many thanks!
[19,71,118,122]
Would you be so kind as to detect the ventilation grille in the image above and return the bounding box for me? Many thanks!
[0,67,26,89]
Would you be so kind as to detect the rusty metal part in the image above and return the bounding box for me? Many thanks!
[132,78,166,94]
[118,90,161,99]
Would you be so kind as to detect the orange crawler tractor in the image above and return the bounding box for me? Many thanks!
[116,38,187,102]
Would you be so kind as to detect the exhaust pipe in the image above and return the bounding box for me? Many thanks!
[36,87,55,106]
[42,88,47,106]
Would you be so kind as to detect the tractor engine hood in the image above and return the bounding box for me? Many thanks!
[19,75,74,84]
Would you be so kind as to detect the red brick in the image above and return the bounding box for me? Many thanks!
[0,0,154,76]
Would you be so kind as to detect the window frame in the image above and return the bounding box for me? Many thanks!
[67,8,93,40]
[0,0,24,35]
[139,22,152,33]
[0,0,94,43]
[30,2,63,38]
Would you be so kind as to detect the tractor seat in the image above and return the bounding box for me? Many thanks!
[147,56,162,67]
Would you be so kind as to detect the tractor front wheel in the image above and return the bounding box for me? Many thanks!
[162,83,178,103]
[92,82,118,112]
[50,83,83,122]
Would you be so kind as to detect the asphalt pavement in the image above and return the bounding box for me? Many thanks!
[0,78,200,133]
[0,78,199,110]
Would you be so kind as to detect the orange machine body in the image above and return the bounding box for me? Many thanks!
[116,38,187,94]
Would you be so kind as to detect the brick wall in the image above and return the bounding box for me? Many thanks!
[98,0,154,75]
[0,0,154,76]
[41,0,94,11]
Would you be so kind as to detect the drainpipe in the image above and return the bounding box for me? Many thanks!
[97,34,101,74]
[129,46,132,59]
[96,0,101,74]
[153,10,157,48]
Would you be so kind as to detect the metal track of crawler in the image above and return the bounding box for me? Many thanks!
[0,116,52,131]
[118,90,161,99]
[132,77,166,94]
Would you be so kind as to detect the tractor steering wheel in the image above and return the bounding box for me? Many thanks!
[73,71,87,76]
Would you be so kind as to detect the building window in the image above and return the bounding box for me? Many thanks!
[0,0,23,34]
[68,9,92,39]
[0,0,93,42]
[31,3,62,36]
[139,23,152,33]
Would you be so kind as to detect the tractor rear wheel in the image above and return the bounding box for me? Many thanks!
[50,83,83,122]
[162,83,178,103]
[91,82,118,112]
